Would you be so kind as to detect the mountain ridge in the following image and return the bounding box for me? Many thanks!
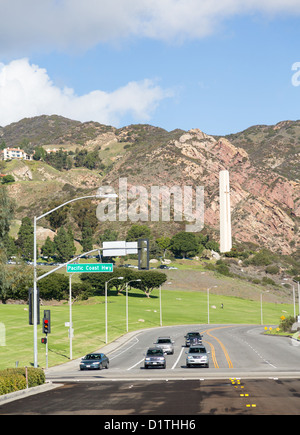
[1,115,299,256]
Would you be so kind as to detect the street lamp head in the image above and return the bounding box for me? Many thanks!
[118,277,124,280]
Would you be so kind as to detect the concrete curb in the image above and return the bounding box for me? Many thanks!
[0,382,63,406]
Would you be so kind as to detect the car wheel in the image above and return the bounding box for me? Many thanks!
[106,362,109,369]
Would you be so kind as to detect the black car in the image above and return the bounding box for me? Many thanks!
[144,347,166,369]
[184,332,202,347]
[80,353,109,370]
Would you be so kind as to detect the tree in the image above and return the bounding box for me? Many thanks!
[54,227,76,263]
[41,236,56,259]
[38,273,69,300]
[16,217,34,261]
[72,200,98,232]
[44,200,70,231]
[126,224,151,242]
[0,186,15,303]
[81,221,93,252]
[80,267,131,296]
[133,271,167,298]
[1,175,15,184]
[169,231,198,258]
[80,268,167,298]
[0,186,14,249]
[156,236,171,259]
[33,147,46,161]
[74,149,103,170]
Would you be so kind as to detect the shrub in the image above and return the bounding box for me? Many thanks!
[216,263,230,276]
[279,316,297,332]
[0,368,45,396]
[265,265,280,275]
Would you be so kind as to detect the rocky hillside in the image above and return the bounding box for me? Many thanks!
[1,115,299,256]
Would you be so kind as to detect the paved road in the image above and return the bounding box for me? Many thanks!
[2,324,300,415]
[2,378,300,415]
[45,324,300,381]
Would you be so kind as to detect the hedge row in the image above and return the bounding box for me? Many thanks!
[0,367,45,396]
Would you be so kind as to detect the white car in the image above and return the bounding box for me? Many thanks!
[186,345,209,368]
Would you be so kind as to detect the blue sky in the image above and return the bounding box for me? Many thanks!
[0,1,300,135]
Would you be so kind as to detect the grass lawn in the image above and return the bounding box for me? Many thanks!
[0,288,294,370]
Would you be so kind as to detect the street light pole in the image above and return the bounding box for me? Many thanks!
[69,274,74,360]
[105,277,124,343]
[207,286,217,325]
[32,192,117,368]
[159,285,162,327]
[33,216,38,369]
[125,280,141,332]
[293,279,300,320]
[207,287,210,324]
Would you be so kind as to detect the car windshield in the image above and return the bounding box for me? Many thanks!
[84,354,102,360]
[188,333,200,338]
[147,349,164,356]
[157,339,171,343]
[189,347,206,354]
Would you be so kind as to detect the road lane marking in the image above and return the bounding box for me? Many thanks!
[171,346,185,369]
[204,326,234,369]
[109,337,140,360]
[203,340,219,369]
[127,358,144,370]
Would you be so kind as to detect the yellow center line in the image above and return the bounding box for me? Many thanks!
[203,340,219,369]
[203,326,234,369]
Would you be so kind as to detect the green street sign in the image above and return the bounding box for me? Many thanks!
[66,263,113,273]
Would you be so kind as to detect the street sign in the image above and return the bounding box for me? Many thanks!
[103,241,138,256]
[66,263,113,273]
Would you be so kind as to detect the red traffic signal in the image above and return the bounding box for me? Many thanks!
[41,337,47,344]
[42,310,51,334]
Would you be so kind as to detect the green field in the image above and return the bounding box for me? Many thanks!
[0,288,294,370]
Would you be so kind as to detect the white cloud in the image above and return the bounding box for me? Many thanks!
[0,59,172,127]
[1,0,300,55]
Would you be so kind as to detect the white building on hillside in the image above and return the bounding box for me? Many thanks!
[0,147,33,161]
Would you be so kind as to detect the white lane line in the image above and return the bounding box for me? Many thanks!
[127,358,144,371]
[171,346,185,370]
[109,337,140,360]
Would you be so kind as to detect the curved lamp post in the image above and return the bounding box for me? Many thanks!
[33,192,117,368]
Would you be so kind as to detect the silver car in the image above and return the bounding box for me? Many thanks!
[186,345,210,368]
[154,336,174,354]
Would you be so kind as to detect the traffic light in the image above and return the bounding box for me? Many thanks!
[138,238,149,270]
[43,310,51,334]
[41,337,47,344]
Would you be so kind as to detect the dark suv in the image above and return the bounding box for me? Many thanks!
[144,347,166,369]
[184,332,202,347]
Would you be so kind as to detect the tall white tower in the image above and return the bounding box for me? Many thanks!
[219,170,232,253]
